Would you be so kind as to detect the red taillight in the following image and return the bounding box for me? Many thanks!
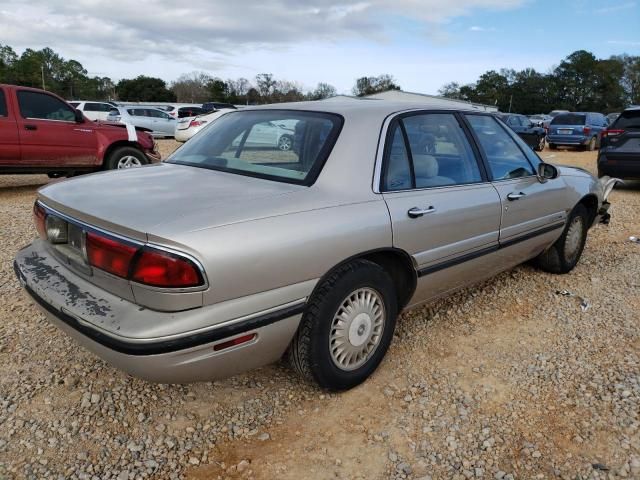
[131,248,202,288]
[86,232,137,278]
[583,126,591,135]
[189,120,205,128]
[33,202,47,238]
[213,333,256,351]
[603,129,624,137]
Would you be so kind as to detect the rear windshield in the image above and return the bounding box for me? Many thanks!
[167,110,343,185]
[613,110,640,130]
[551,114,585,126]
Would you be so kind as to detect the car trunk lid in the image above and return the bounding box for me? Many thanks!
[37,163,304,242]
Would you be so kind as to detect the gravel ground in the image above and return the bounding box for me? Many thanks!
[0,142,638,479]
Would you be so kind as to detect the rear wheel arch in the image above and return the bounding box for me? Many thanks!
[309,248,417,312]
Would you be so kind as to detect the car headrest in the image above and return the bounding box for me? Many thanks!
[413,154,438,178]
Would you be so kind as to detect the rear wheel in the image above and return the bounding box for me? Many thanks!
[278,135,293,151]
[105,147,148,170]
[288,259,398,391]
[534,204,589,274]
[534,136,545,152]
[585,136,596,151]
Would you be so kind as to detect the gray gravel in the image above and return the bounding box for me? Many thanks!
[0,147,638,479]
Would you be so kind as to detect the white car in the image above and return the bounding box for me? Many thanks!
[68,101,115,121]
[107,106,176,138]
[174,109,235,142]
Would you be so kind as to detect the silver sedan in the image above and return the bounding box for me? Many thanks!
[106,106,177,138]
[15,100,617,390]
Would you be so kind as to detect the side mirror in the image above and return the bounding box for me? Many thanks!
[537,162,558,182]
[74,109,85,123]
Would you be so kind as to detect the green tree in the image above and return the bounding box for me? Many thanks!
[116,76,176,102]
[352,74,400,96]
[308,82,337,100]
[206,78,229,102]
[438,82,462,99]
[0,44,18,83]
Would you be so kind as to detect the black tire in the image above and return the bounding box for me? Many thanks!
[104,146,148,170]
[549,143,557,150]
[534,204,589,274]
[585,136,596,152]
[534,136,545,152]
[47,172,65,179]
[288,259,398,391]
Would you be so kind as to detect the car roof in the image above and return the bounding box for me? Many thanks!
[240,99,488,119]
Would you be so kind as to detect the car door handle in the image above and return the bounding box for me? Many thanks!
[507,192,526,201]
[408,206,436,218]
[24,124,37,131]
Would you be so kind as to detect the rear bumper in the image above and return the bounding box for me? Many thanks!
[598,154,640,179]
[547,134,589,145]
[14,244,304,383]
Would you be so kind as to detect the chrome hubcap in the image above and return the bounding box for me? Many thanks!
[117,155,142,169]
[565,216,584,262]
[329,288,385,371]
[278,137,292,151]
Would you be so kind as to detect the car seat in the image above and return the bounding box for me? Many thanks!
[413,154,454,188]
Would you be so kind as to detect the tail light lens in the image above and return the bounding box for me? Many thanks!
[583,126,591,135]
[33,202,47,238]
[85,231,204,288]
[131,248,202,288]
[189,120,206,128]
[602,129,624,137]
[86,232,137,278]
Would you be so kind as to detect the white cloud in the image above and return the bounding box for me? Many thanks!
[594,1,636,13]
[0,0,524,62]
[469,26,497,31]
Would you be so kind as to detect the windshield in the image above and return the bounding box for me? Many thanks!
[167,110,342,185]
[551,114,586,126]
[613,110,640,130]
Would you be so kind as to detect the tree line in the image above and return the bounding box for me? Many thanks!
[1,44,638,113]
[0,43,402,104]
[439,50,640,114]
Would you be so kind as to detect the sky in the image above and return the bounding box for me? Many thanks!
[0,0,638,95]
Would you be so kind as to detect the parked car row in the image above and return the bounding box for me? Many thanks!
[68,100,239,138]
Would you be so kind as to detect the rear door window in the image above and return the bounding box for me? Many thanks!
[465,114,535,180]
[0,89,6,117]
[382,113,483,190]
[613,110,640,130]
[551,114,586,126]
[17,91,76,122]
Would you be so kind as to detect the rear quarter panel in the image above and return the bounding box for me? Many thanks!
[148,200,394,307]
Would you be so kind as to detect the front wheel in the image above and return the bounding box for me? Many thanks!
[534,204,589,274]
[288,259,398,391]
[104,147,148,170]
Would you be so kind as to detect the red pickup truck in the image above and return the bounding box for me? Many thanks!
[0,84,160,176]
